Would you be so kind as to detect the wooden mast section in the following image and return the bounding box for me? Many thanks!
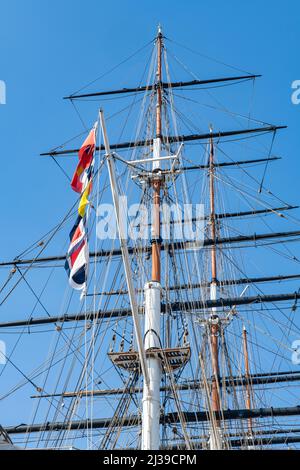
[151,26,163,283]
[243,326,253,437]
[208,129,222,449]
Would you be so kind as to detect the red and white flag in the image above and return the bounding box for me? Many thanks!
[65,216,89,290]
[71,124,97,193]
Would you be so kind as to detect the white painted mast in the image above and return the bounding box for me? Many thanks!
[141,24,163,450]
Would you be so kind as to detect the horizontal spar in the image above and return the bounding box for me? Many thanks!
[167,156,281,172]
[214,205,298,220]
[5,405,300,434]
[150,205,298,224]
[63,74,261,99]
[1,292,300,328]
[1,229,300,267]
[87,273,300,298]
[130,156,282,178]
[230,435,300,448]
[164,435,300,449]
[40,125,286,156]
[30,370,300,399]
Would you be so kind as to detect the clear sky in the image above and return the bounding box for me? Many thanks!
[0,0,300,444]
[0,0,299,256]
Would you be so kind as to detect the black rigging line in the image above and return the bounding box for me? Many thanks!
[164,37,256,76]
[67,38,154,97]
[70,99,88,131]
[45,94,147,161]
[14,266,51,317]
[169,91,271,127]
[0,268,16,295]
[0,349,41,391]
[216,144,293,210]
[0,202,76,307]
[11,199,77,261]
[220,247,300,336]
[50,156,71,182]
[258,130,277,193]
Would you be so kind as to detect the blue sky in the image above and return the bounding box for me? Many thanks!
[0,0,299,256]
[0,0,300,444]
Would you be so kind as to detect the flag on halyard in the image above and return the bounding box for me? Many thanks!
[65,216,89,290]
[71,124,97,193]
[78,180,92,218]
[66,120,98,292]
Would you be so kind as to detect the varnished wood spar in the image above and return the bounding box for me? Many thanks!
[152,181,161,281]
[243,327,253,436]
[151,29,162,283]
[211,323,221,413]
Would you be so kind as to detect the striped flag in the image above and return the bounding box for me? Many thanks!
[65,216,89,290]
[66,121,98,292]
[71,124,97,193]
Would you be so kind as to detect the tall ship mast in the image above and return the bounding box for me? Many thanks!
[1,26,300,450]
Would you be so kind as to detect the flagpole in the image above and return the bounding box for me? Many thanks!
[99,109,150,389]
